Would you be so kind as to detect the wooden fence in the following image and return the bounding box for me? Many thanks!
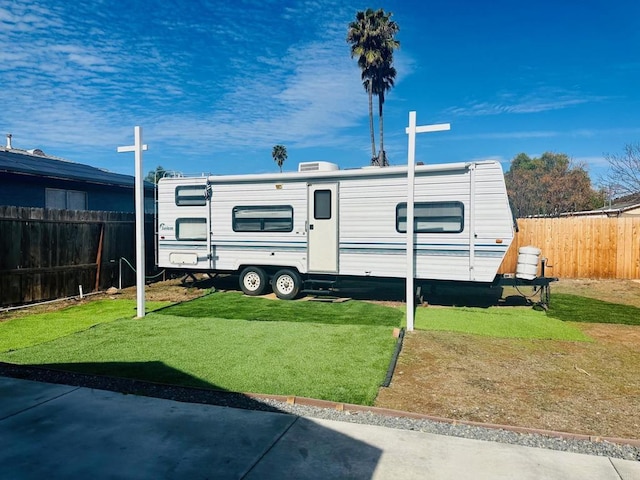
[0,207,155,307]
[499,217,640,279]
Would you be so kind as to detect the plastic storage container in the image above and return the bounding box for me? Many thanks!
[515,246,541,280]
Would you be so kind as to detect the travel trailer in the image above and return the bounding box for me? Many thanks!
[156,160,517,299]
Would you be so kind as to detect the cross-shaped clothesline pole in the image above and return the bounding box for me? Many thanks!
[117,126,148,318]
[405,111,450,331]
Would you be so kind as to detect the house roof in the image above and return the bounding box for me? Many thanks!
[560,193,640,217]
[0,147,144,188]
[609,192,640,210]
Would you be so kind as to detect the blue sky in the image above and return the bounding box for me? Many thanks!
[1,0,638,182]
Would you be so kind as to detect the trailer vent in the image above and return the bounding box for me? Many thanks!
[298,161,339,172]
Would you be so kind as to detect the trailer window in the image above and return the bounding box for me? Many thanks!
[176,218,207,240]
[233,206,293,232]
[176,185,207,206]
[396,202,464,233]
[314,190,332,220]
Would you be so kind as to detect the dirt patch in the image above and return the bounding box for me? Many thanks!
[375,329,640,438]
[114,277,212,303]
[375,279,640,439]
[0,276,212,322]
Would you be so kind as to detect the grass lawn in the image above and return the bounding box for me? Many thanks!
[0,300,170,353]
[5,288,634,405]
[547,293,640,326]
[163,291,402,326]
[0,293,400,405]
[410,305,591,341]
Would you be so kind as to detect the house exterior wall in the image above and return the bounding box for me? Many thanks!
[0,173,154,213]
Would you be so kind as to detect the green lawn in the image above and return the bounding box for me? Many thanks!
[163,291,402,326]
[547,293,640,326]
[0,293,400,405]
[0,300,170,352]
[410,305,591,341]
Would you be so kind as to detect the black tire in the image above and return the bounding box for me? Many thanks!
[239,267,268,296]
[271,269,301,300]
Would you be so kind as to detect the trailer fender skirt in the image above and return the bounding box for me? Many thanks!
[382,327,405,388]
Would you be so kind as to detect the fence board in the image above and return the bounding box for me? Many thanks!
[499,217,640,279]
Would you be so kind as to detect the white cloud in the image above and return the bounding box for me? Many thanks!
[444,88,610,117]
[451,130,560,141]
[574,156,608,169]
[0,0,383,172]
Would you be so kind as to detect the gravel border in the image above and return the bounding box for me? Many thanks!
[1,363,638,462]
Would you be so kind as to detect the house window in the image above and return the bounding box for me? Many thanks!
[396,201,464,233]
[45,188,87,210]
[314,190,332,220]
[176,185,208,206]
[232,205,293,232]
[176,218,207,240]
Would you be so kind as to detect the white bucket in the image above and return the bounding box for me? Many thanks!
[516,246,541,280]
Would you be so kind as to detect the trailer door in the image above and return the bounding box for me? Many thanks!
[307,183,338,273]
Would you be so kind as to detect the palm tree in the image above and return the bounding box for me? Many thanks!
[347,9,382,164]
[347,8,399,166]
[372,63,397,166]
[272,144,287,173]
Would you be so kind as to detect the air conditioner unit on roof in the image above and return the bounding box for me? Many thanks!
[298,161,339,172]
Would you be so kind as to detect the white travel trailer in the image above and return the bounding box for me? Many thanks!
[156,160,516,299]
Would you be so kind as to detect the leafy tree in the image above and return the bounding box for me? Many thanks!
[601,143,640,198]
[505,152,605,217]
[272,144,287,173]
[347,8,399,166]
[145,165,166,184]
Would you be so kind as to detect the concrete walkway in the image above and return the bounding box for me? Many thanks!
[0,376,638,479]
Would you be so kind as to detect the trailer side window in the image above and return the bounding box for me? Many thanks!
[176,218,207,240]
[396,202,464,233]
[176,185,207,206]
[314,190,332,220]
[232,206,293,232]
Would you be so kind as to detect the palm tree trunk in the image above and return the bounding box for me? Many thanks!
[378,95,386,166]
[368,80,377,164]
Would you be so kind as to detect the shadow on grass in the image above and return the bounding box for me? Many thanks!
[194,274,534,309]
[329,281,539,309]
[0,361,383,478]
[547,293,640,326]
[1,360,283,410]
[161,290,402,327]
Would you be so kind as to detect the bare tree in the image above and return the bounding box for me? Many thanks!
[601,143,640,198]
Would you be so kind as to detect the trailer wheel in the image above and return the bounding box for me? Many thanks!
[272,269,301,300]
[239,267,268,296]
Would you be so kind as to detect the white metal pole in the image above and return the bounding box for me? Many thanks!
[134,126,145,318]
[117,126,148,318]
[404,113,451,332]
[406,112,417,332]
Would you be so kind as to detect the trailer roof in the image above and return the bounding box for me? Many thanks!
[200,160,501,184]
